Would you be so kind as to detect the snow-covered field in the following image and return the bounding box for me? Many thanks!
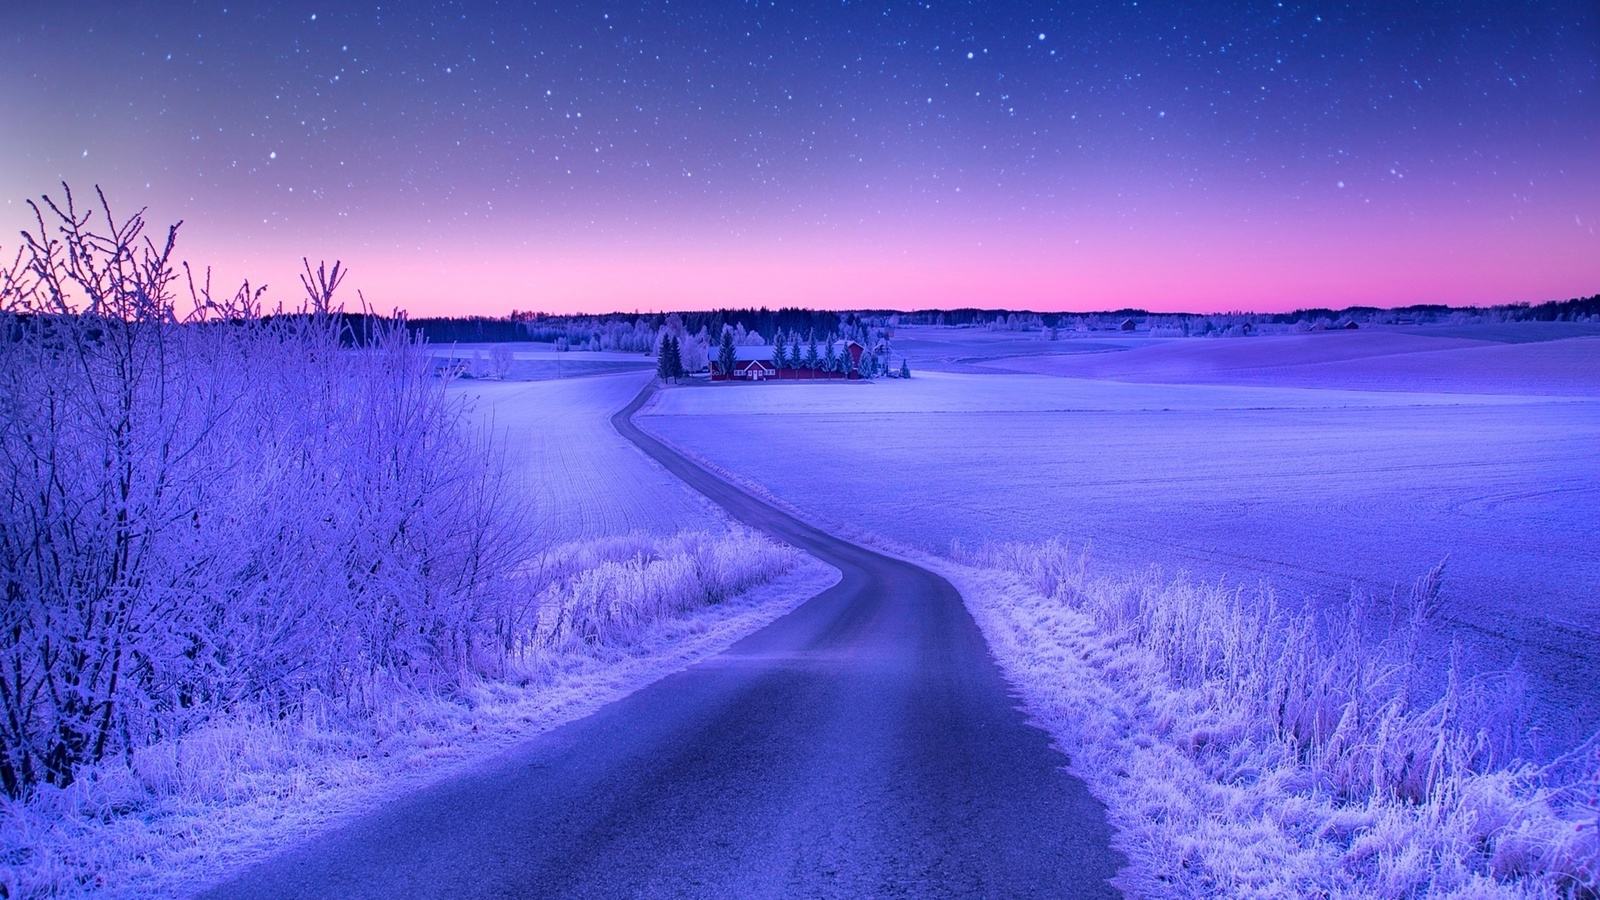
[453,373,724,542]
[429,342,655,381]
[982,327,1600,396]
[638,328,1600,741]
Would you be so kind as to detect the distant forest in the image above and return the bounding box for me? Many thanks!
[243,293,1600,351]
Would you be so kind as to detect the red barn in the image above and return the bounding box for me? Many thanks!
[833,339,866,374]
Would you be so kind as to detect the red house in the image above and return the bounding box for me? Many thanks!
[708,340,869,381]
[709,346,778,381]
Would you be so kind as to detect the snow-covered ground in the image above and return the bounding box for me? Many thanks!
[982,327,1600,396]
[639,328,1600,742]
[453,373,724,542]
[429,342,656,380]
[5,555,836,899]
[4,368,837,899]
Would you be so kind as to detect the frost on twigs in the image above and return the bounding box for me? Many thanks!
[0,185,524,801]
[0,189,812,894]
[949,539,1599,898]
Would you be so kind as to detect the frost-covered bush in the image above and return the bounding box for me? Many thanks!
[0,188,523,798]
[953,539,1599,896]
[0,526,802,897]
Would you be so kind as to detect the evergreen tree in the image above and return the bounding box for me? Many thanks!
[657,334,674,381]
[718,327,737,380]
[804,332,820,371]
[658,333,683,383]
[823,338,838,376]
[789,337,802,373]
[772,335,788,372]
[900,358,911,379]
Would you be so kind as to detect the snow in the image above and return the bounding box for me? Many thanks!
[639,324,1600,897]
[886,327,1147,373]
[429,342,653,363]
[647,367,1556,415]
[922,550,1597,897]
[4,366,838,899]
[4,555,838,900]
[453,372,724,542]
[638,331,1600,739]
[982,328,1600,396]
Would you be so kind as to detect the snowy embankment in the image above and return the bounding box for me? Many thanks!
[1,370,835,899]
[933,547,1597,898]
[2,530,834,899]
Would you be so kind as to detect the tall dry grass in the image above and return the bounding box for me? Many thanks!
[953,539,1598,897]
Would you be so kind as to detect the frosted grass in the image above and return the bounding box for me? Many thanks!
[937,542,1598,898]
[0,530,832,898]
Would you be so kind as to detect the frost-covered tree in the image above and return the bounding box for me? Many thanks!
[823,338,838,375]
[804,332,820,372]
[771,335,789,371]
[900,358,911,379]
[0,186,525,796]
[677,326,711,374]
[488,343,515,379]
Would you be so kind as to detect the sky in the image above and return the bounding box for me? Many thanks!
[1,1,1596,316]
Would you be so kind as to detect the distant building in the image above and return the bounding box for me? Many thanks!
[708,340,869,382]
[833,339,866,372]
[1119,318,1137,331]
[1336,318,1360,330]
[709,346,777,381]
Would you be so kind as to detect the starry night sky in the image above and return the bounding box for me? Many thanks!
[2,1,1596,315]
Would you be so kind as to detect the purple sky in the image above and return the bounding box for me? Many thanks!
[2,1,1596,316]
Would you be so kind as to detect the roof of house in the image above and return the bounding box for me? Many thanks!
[714,340,863,369]
[726,345,775,362]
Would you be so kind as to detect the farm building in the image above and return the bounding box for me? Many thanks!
[708,346,778,381]
[708,340,869,381]
[834,339,867,371]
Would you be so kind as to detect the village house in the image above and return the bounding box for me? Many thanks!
[708,346,777,381]
[708,340,868,381]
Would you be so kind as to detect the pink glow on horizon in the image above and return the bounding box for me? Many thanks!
[171,214,1599,318]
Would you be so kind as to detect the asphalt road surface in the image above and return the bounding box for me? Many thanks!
[200,381,1125,899]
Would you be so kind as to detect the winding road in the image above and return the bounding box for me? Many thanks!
[201,382,1125,899]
